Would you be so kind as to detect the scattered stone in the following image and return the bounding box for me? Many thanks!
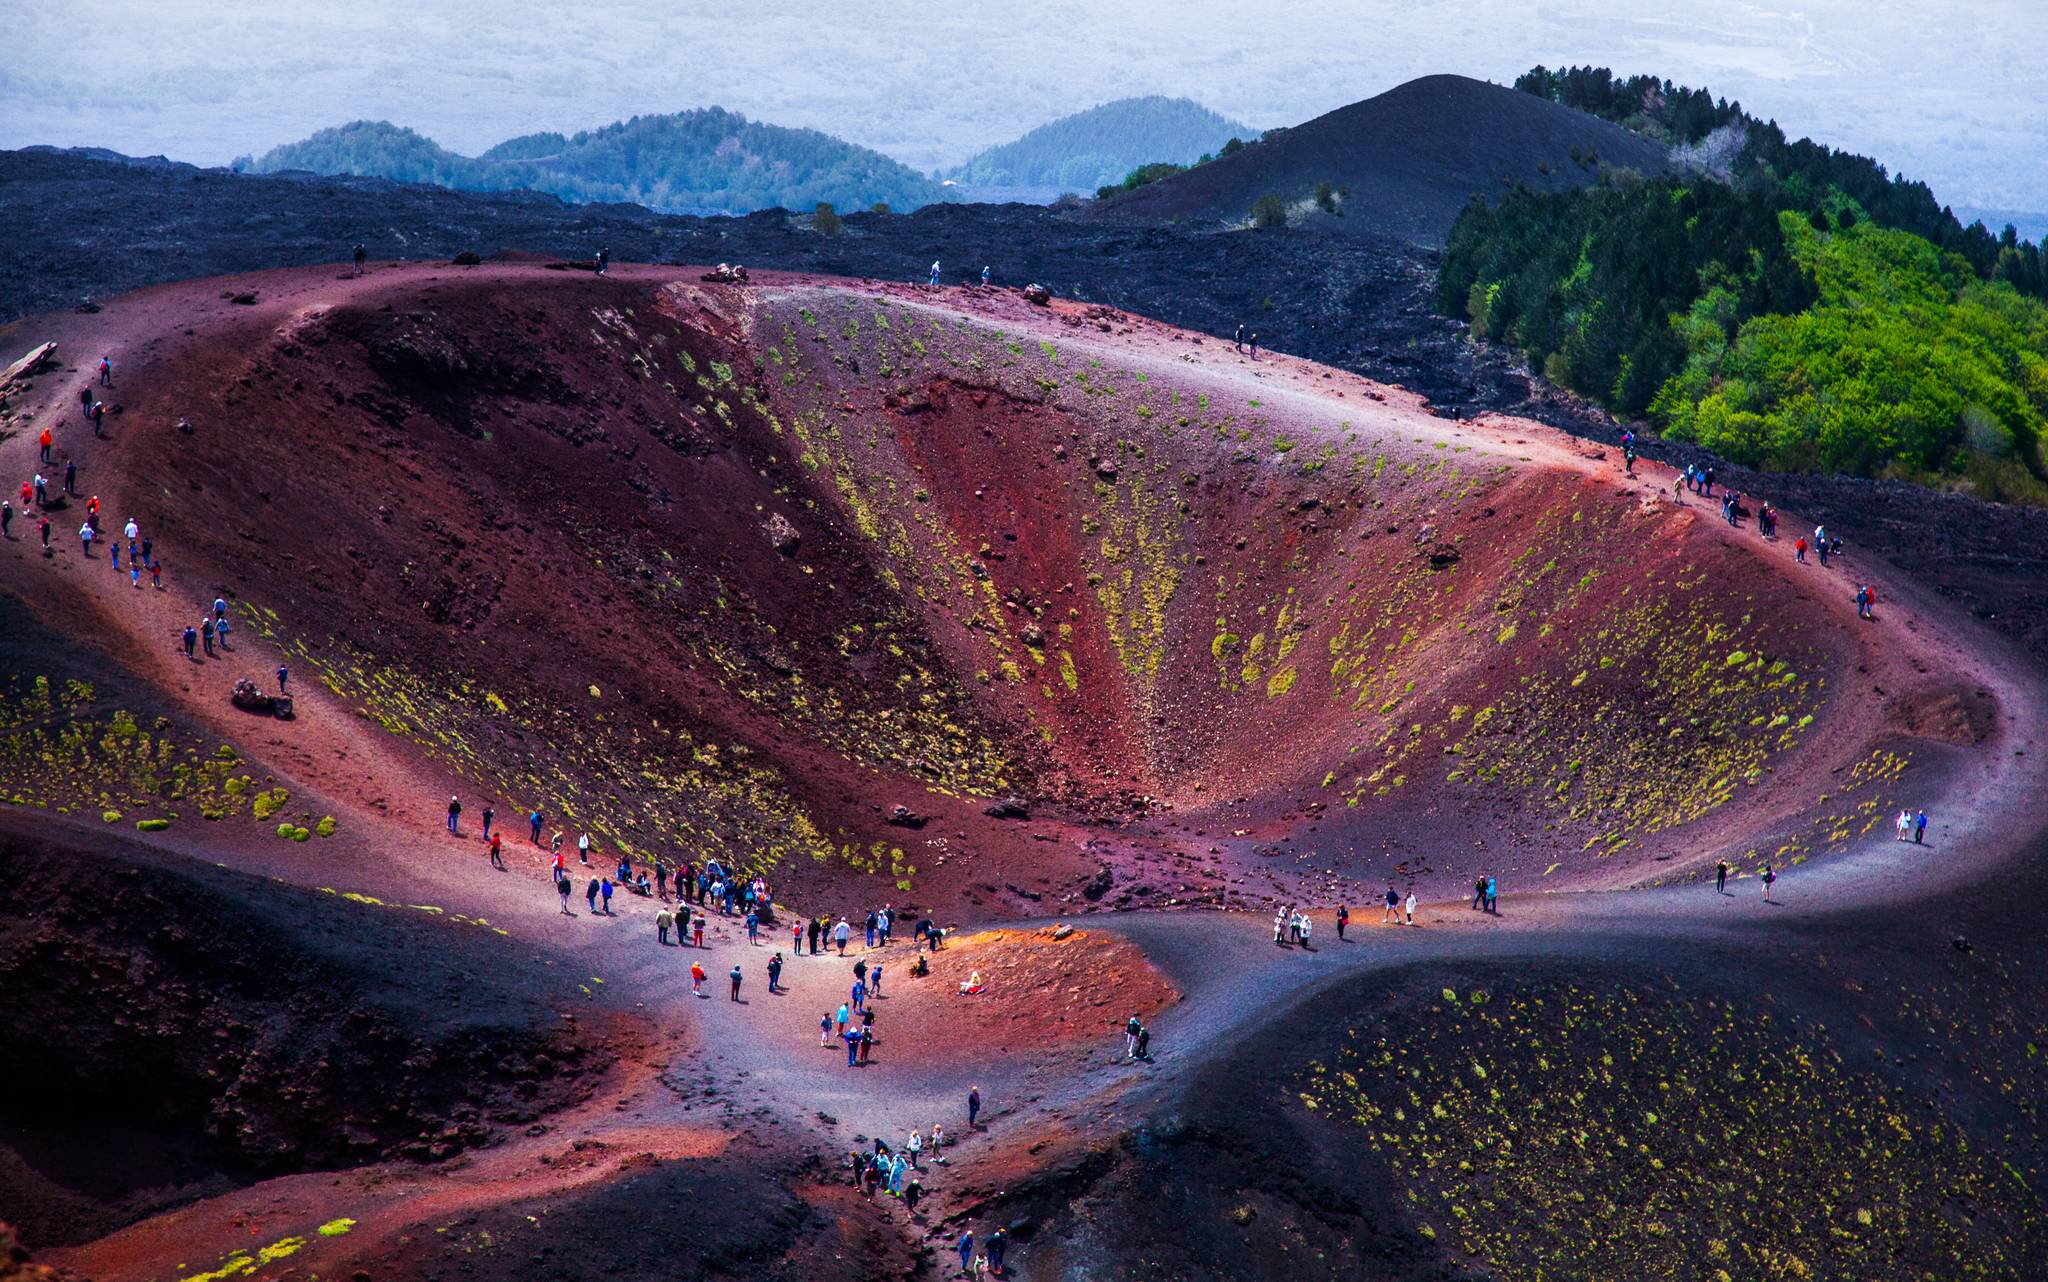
[1050,922,1074,941]
[886,805,928,829]
[451,251,483,266]
[985,796,1031,820]
[1021,283,1052,305]
[1426,543,1461,570]
[764,511,801,554]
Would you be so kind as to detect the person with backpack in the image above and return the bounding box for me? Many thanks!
[1125,1013,1142,1058]
[767,952,784,992]
[556,873,572,914]
[1471,876,1487,911]
[199,617,215,656]
[1761,864,1777,902]
[99,355,112,386]
[585,878,599,912]
[729,963,743,1001]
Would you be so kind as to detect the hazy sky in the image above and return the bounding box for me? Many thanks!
[4,1,2043,211]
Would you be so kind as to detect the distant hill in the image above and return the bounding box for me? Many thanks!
[1091,74,1672,246]
[944,97,1254,193]
[250,110,953,215]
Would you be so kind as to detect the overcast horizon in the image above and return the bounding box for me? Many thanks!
[4,0,2044,213]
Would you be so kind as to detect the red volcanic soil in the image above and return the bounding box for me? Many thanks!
[890,926,1178,1052]
[1,259,2041,1282]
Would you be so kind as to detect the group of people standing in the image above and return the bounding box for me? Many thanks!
[1272,904,1314,947]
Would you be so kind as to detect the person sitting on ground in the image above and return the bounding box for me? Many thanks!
[959,969,985,995]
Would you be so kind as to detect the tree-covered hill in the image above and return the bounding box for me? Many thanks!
[249,110,953,215]
[944,96,1252,192]
[1442,66,2048,502]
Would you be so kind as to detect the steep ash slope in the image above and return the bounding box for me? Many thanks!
[1093,74,1673,244]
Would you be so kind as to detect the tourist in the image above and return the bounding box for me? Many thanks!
[968,1085,981,1128]
[1915,809,1928,843]
[1715,859,1729,893]
[1383,883,1399,923]
[1404,891,1417,925]
[768,952,784,992]
[657,907,673,944]
[1762,864,1777,902]
[1486,876,1498,914]
[690,960,706,996]
[446,795,461,834]
[729,963,743,1001]
[1125,1013,1142,1058]
[1335,903,1348,940]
